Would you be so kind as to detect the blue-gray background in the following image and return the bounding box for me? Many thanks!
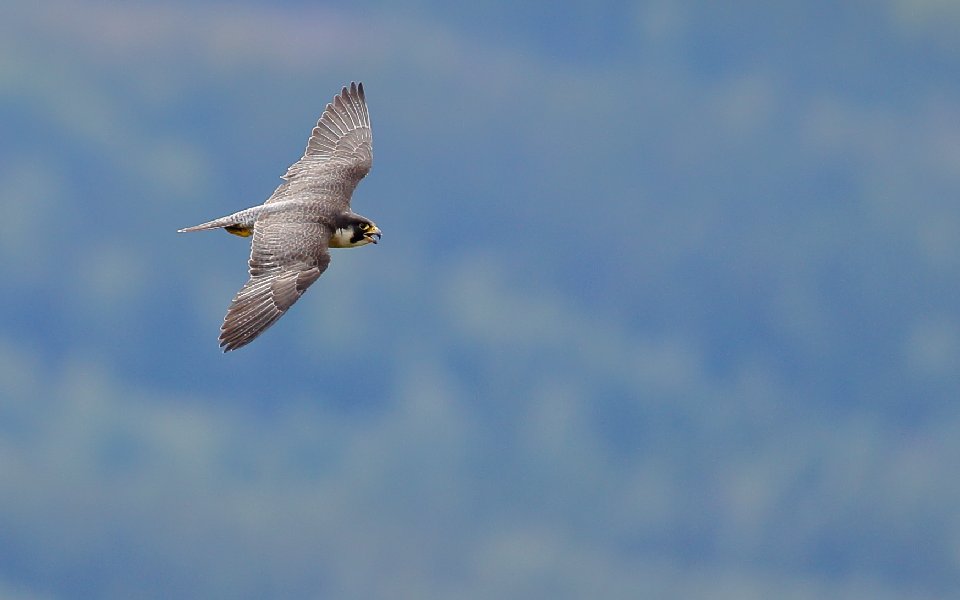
[2,1,959,598]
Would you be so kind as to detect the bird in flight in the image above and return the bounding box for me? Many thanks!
[179,82,379,352]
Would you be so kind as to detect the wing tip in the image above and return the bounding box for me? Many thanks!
[339,81,364,104]
[345,81,364,99]
[218,327,253,352]
[218,329,240,352]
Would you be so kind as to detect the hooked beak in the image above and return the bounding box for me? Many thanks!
[365,225,382,244]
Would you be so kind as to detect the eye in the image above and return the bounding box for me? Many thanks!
[359,222,370,231]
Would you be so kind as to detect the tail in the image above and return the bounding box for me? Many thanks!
[177,217,234,233]
[178,206,267,235]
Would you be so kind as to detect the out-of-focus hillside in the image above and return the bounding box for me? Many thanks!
[0,1,958,598]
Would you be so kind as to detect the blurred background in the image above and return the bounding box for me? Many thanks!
[2,0,959,598]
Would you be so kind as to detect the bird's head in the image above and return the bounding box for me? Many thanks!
[330,215,381,248]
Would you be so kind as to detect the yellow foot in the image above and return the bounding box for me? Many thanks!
[225,225,253,237]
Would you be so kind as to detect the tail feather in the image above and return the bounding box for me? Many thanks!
[178,217,234,233]
[178,204,275,234]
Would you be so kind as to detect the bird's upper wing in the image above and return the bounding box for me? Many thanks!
[276,82,372,203]
[219,214,332,352]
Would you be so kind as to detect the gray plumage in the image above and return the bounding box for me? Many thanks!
[179,82,380,352]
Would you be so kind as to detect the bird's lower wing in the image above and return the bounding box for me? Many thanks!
[219,220,331,352]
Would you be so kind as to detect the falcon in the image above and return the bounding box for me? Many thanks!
[179,82,379,352]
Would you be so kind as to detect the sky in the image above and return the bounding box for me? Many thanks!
[2,0,960,598]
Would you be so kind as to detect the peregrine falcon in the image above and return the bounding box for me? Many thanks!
[179,82,380,352]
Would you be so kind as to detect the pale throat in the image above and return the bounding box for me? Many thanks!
[329,226,373,248]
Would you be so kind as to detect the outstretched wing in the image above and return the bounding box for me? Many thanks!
[219,215,332,352]
[276,82,372,203]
